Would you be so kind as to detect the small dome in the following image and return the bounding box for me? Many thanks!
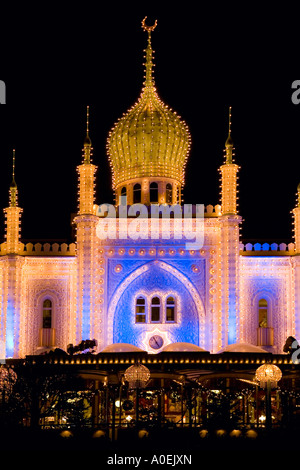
[101,343,145,353]
[163,342,207,352]
[217,342,267,353]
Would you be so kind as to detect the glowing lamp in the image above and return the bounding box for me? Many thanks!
[230,429,242,438]
[255,363,282,388]
[93,430,106,439]
[124,363,150,389]
[60,430,73,439]
[138,429,149,439]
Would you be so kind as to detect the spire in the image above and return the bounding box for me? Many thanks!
[3,148,23,254]
[78,106,97,215]
[141,16,157,89]
[225,106,233,164]
[9,149,18,207]
[83,105,92,164]
[297,182,300,208]
[219,107,240,215]
[107,17,190,198]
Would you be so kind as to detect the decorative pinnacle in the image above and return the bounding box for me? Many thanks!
[225,106,233,164]
[83,105,92,163]
[141,17,157,88]
[12,148,16,184]
[86,105,90,137]
[10,148,18,207]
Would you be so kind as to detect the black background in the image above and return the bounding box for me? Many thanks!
[0,2,299,243]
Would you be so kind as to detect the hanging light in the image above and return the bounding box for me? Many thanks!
[124,363,150,389]
[255,363,282,389]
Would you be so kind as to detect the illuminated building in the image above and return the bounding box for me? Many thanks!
[0,18,299,361]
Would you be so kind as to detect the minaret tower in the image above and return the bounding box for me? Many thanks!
[1,150,24,358]
[219,107,240,215]
[73,107,99,344]
[293,183,300,254]
[218,109,241,348]
[3,150,23,254]
[77,106,97,215]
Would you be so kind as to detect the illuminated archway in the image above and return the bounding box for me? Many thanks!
[107,260,206,349]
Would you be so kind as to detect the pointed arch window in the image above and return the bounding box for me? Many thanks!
[133,183,141,204]
[258,298,268,327]
[120,186,127,201]
[166,183,172,204]
[166,296,175,322]
[135,296,146,323]
[42,299,52,329]
[151,296,161,322]
[150,182,158,203]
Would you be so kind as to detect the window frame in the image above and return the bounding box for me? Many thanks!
[150,182,159,204]
[150,296,161,323]
[42,298,53,329]
[135,296,147,323]
[166,296,176,323]
[133,183,142,204]
[258,298,268,328]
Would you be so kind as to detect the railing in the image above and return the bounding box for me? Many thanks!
[0,242,76,256]
[240,242,295,255]
[257,327,274,346]
[204,205,222,217]
[39,328,56,348]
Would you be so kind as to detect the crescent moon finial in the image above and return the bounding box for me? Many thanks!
[141,16,157,33]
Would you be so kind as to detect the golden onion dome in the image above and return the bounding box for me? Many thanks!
[107,18,191,191]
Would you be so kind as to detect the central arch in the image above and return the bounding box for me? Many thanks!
[106,260,206,348]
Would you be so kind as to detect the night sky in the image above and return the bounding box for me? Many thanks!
[0,4,299,244]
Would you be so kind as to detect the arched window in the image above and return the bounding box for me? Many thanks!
[120,186,127,205]
[151,296,161,322]
[135,297,146,323]
[258,299,268,327]
[166,296,175,322]
[42,299,52,329]
[133,183,141,204]
[150,182,158,203]
[166,183,173,204]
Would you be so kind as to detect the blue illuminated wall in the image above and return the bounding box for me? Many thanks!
[6,299,14,357]
[109,258,205,347]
